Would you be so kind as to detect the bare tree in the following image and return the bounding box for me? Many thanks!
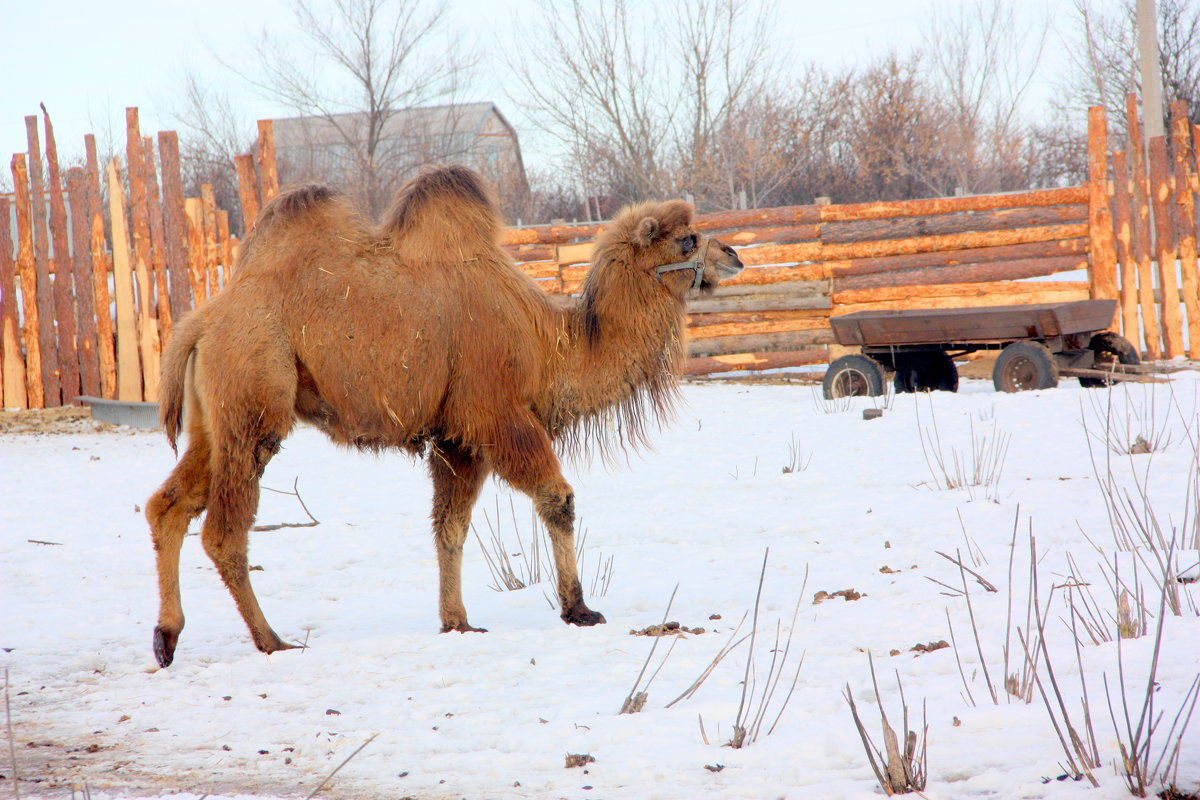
[510,0,779,208]
[921,0,1050,194]
[1060,0,1200,136]
[227,0,476,214]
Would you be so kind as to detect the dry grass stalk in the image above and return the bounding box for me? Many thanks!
[916,397,1010,501]
[1082,384,1177,456]
[5,668,17,800]
[844,654,928,795]
[620,585,680,714]
[728,554,807,748]
[781,433,812,474]
[1103,552,1200,798]
[253,477,320,531]
[1020,532,1100,787]
[665,612,750,708]
[305,732,378,800]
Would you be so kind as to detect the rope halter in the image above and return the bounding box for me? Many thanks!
[653,236,711,290]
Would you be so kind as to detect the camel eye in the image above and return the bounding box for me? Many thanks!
[678,235,697,255]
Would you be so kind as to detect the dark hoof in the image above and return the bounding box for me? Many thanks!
[441,623,488,633]
[153,626,178,668]
[253,630,300,655]
[562,607,606,626]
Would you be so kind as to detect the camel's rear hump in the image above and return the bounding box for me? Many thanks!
[382,165,505,260]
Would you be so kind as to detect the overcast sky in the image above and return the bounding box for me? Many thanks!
[3,0,1087,176]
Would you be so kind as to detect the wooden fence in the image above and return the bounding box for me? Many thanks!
[1092,94,1200,360]
[1,97,1197,410]
[503,187,1093,375]
[0,108,278,409]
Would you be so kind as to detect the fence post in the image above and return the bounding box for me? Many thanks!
[1111,150,1140,341]
[67,167,100,398]
[0,197,27,409]
[1087,107,1119,321]
[144,135,173,342]
[256,119,280,203]
[26,116,61,406]
[1148,136,1183,358]
[43,107,81,403]
[107,158,143,401]
[1125,93,1161,359]
[158,131,192,322]
[234,154,261,234]
[11,154,43,408]
[1170,100,1200,358]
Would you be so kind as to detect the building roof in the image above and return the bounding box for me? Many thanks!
[272,102,516,151]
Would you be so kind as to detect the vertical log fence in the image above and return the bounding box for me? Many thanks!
[1,99,1197,410]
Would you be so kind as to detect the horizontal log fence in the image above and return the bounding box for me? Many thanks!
[3,96,1197,409]
[502,184,1093,376]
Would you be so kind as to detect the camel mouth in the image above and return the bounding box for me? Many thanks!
[701,237,745,288]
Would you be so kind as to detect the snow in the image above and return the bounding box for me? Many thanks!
[3,374,1200,800]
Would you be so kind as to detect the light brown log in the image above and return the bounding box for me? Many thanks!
[201,185,220,295]
[507,244,556,262]
[91,213,116,399]
[502,222,604,247]
[11,154,42,408]
[218,209,232,286]
[832,280,1091,306]
[695,205,821,229]
[818,187,1088,222]
[833,255,1087,293]
[1148,136,1184,358]
[67,168,100,398]
[687,317,830,339]
[107,158,143,402]
[42,106,80,403]
[234,153,261,235]
[688,330,835,356]
[704,224,820,246]
[125,114,160,398]
[1111,151,1140,343]
[143,135,172,341]
[1087,107,1120,309]
[516,261,560,280]
[184,198,207,302]
[831,238,1087,277]
[158,131,191,320]
[0,197,26,409]
[686,308,830,328]
[738,241,823,266]
[833,287,1093,316]
[1127,93,1160,358]
[686,293,832,315]
[703,279,831,300]
[683,349,829,376]
[822,205,1087,244]
[719,264,828,285]
[1170,100,1200,357]
[819,224,1087,262]
[84,135,103,234]
[26,116,60,406]
[557,241,592,265]
[256,119,280,202]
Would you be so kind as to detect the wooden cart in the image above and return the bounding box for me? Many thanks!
[823,299,1141,397]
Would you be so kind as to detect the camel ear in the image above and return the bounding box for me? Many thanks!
[633,217,660,247]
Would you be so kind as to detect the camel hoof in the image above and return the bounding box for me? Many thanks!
[562,607,606,626]
[441,623,488,633]
[153,626,178,668]
[253,630,299,655]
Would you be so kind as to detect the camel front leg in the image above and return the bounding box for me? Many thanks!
[430,440,490,632]
[486,409,605,627]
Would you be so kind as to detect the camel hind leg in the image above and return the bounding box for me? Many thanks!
[202,411,297,656]
[146,413,212,667]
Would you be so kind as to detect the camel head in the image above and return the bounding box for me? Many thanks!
[598,200,745,298]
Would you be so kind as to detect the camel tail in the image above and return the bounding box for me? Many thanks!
[382,165,503,251]
[158,310,205,453]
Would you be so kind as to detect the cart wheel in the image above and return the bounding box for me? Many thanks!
[993,341,1059,392]
[893,352,959,394]
[1079,332,1140,388]
[823,354,886,399]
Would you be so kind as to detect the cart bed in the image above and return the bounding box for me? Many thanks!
[829,299,1117,348]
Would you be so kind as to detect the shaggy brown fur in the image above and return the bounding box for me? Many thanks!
[145,164,743,666]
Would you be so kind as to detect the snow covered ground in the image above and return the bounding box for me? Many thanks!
[2,375,1199,800]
